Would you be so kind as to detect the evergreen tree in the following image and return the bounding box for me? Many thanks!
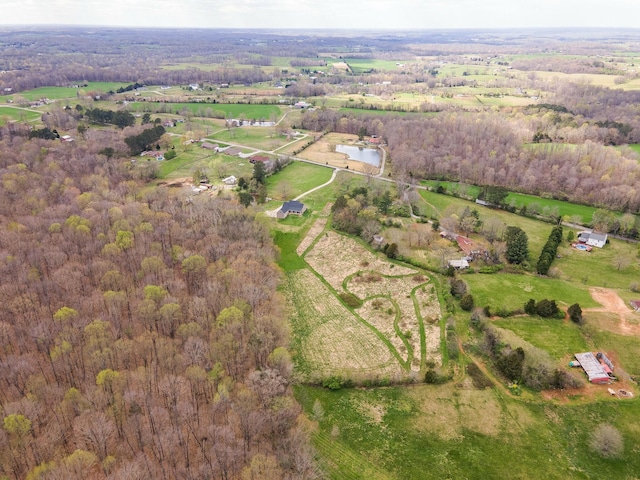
[504,226,529,264]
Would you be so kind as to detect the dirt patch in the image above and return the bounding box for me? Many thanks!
[585,287,639,335]
[297,133,380,174]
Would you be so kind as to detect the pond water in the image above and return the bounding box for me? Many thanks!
[335,144,381,167]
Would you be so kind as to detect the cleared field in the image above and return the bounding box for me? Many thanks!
[211,126,287,150]
[131,102,283,120]
[266,161,334,201]
[493,317,590,360]
[464,273,599,312]
[13,82,130,100]
[297,381,640,480]
[0,107,41,124]
[304,231,416,291]
[285,269,404,382]
[554,238,640,290]
[505,192,599,224]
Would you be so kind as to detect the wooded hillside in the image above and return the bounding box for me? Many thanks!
[0,126,316,479]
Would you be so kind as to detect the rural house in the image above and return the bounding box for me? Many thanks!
[277,200,306,219]
[630,300,640,312]
[249,154,270,164]
[577,231,608,248]
[201,142,219,151]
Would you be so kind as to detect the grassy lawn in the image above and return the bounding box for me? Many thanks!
[0,107,41,124]
[505,192,599,224]
[629,144,640,157]
[417,189,555,255]
[296,383,640,480]
[131,102,283,120]
[211,126,287,150]
[554,238,640,289]
[265,161,334,201]
[493,316,590,359]
[585,327,640,375]
[12,82,130,101]
[464,273,599,312]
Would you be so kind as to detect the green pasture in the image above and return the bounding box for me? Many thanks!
[585,328,640,375]
[12,82,130,101]
[464,273,599,312]
[493,317,590,359]
[629,144,640,156]
[340,58,408,73]
[417,189,555,254]
[130,102,283,120]
[265,161,334,201]
[211,126,287,150]
[0,107,41,124]
[505,192,598,224]
[553,237,640,290]
[296,384,640,480]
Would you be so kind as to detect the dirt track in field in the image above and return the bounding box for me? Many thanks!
[585,287,639,335]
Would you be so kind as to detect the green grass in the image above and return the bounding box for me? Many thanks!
[629,144,640,157]
[273,231,307,271]
[417,189,555,255]
[211,126,286,150]
[585,327,640,375]
[131,102,282,120]
[505,192,598,224]
[494,317,590,359]
[464,273,599,312]
[0,107,41,124]
[341,58,409,73]
[295,383,640,479]
[554,238,640,290]
[265,161,334,201]
[12,82,130,101]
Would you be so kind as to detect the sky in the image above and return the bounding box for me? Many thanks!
[1,0,639,30]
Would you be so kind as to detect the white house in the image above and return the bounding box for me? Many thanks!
[448,258,470,269]
[578,231,608,248]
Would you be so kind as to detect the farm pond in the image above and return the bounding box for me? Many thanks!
[335,144,381,167]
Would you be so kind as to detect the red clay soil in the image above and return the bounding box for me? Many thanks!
[585,287,639,335]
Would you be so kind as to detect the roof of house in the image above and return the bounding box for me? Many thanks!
[449,258,469,269]
[281,200,305,213]
[250,155,270,162]
[575,352,611,383]
[579,232,608,243]
[630,300,640,310]
[223,147,242,156]
[201,142,218,149]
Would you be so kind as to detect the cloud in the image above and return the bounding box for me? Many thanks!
[1,0,640,29]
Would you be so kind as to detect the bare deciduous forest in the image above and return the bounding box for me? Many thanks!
[0,125,317,478]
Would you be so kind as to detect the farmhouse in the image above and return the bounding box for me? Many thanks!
[630,300,640,312]
[249,154,270,164]
[201,142,219,151]
[577,231,608,248]
[222,147,242,156]
[277,200,306,219]
[574,352,615,384]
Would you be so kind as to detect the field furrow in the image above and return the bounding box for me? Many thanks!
[286,269,404,381]
[306,231,416,291]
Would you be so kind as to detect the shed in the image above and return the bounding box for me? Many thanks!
[448,258,470,269]
[222,175,237,186]
[630,300,640,312]
[574,352,613,384]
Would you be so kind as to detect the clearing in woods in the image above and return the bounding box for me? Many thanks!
[290,229,443,382]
